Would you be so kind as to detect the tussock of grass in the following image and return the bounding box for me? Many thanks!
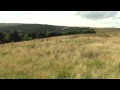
[80,47,102,59]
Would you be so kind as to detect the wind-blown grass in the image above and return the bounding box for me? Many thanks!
[0,29,120,79]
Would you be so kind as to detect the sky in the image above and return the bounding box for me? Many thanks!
[0,11,120,28]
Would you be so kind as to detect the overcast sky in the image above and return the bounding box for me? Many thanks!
[0,11,120,28]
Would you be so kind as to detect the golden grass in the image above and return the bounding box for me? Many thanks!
[0,30,120,79]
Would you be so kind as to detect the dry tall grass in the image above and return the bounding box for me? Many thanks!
[0,29,120,79]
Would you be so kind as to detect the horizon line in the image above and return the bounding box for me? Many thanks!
[0,23,119,28]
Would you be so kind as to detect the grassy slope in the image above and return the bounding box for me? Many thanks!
[0,23,22,27]
[0,28,120,79]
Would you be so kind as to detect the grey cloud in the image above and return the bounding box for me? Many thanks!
[76,11,118,20]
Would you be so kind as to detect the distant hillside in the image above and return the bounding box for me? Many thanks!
[94,28,120,34]
[0,23,22,27]
[0,23,96,44]
[0,23,95,34]
[0,23,64,33]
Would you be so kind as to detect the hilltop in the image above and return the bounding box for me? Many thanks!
[0,23,22,27]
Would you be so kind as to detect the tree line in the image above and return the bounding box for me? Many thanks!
[0,24,96,44]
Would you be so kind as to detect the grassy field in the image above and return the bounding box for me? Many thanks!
[0,28,120,79]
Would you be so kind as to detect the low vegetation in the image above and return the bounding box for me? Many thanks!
[0,28,120,79]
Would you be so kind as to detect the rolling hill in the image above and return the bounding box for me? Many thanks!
[0,28,120,78]
[0,23,120,78]
[0,23,96,44]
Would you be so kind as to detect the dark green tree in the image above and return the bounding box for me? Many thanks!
[22,34,32,41]
[39,32,46,38]
[28,32,37,39]
[46,32,62,37]
[0,32,4,43]
[9,31,21,42]
[3,34,11,43]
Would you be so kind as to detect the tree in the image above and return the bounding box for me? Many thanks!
[46,32,62,37]
[22,34,32,41]
[39,32,46,38]
[4,34,10,43]
[9,31,21,42]
[0,32,4,43]
[28,32,37,39]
